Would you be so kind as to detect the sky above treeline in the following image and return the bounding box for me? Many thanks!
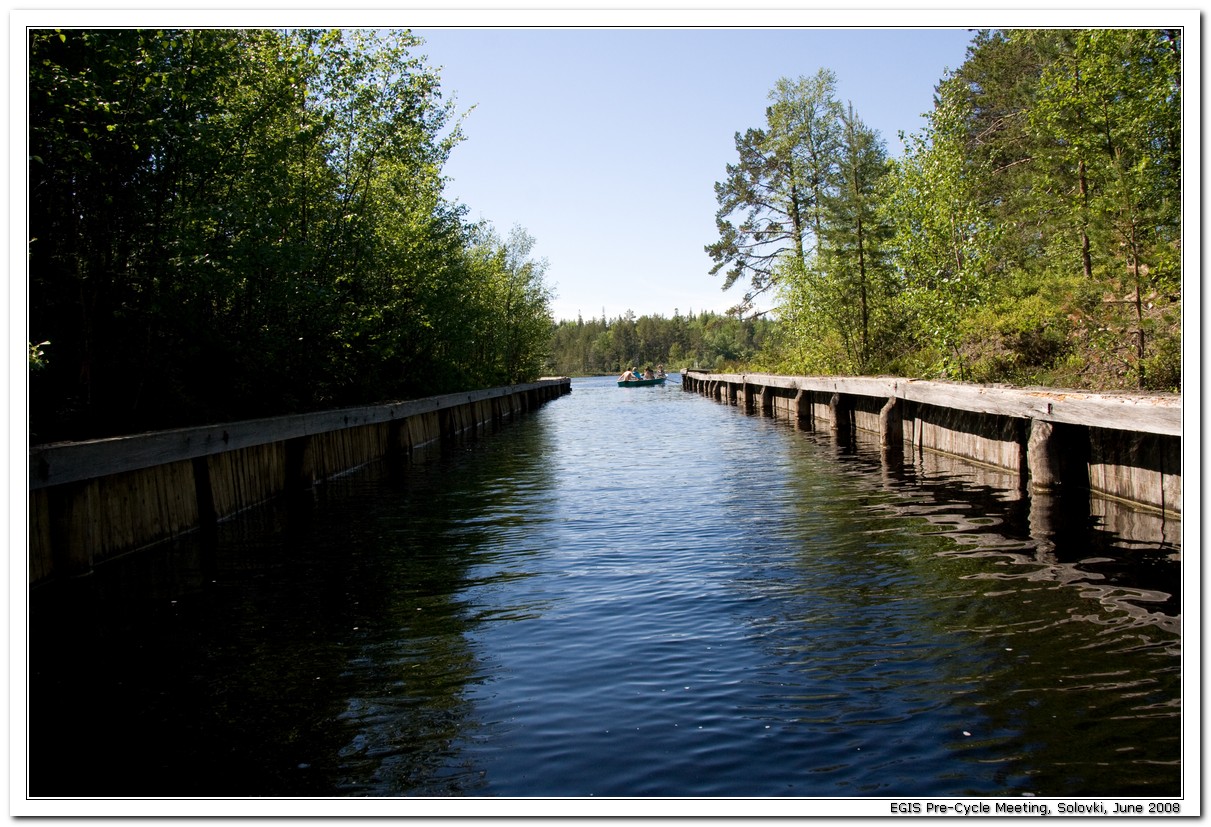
[414,24,977,323]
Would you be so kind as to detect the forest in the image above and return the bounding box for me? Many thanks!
[552,29,1183,391]
[29,28,553,442]
[715,28,1182,390]
[30,28,1183,442]
[547,310,776,377]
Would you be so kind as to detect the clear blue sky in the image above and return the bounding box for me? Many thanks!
[412,26,976,323]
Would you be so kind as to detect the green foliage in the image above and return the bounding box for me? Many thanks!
[29,341,50,372]
[28,28,553,442]
[706,70,842,314]
[458,225,554,386]
[547,310,773,376]
[727,29,1182,393]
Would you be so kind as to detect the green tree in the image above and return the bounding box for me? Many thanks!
[1025,29,1181,387]
[29,29,300,433]
[821,104,895,370]
[779,103,895,375]
[886,72,1001,379]
[492,226,555,383]
[706,70,843,315]
[28,28,554,441]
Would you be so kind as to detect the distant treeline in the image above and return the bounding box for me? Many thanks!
[548,311,775,376]
[29,29,552,442]
[707,29,1182,391]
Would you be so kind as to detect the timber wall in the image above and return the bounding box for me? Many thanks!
[683,370,1181,518]
[29,379,571,585]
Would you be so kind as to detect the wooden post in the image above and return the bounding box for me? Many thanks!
[47,480,95,577]
[794,389,813,430]
[384,419,407,474]
[284,435,314,492]
[760,386,774,416]
[192,456,217,540]
[1026,419,1061,493]
[830,392,853,444]
[879,396,903,451]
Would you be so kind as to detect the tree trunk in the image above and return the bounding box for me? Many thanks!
[1078,158,1093,279]
[788,167,806,268]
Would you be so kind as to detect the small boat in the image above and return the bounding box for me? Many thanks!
[618,376,667,387]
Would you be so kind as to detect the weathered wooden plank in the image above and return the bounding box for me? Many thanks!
[29,489,54,583]
[683,371,1179,437]
[685,369,1180,515]
[910,407,1024,472]
[1087,427,1181,513]
[28,380,572,585]
[39,460,202,578]
[898,381,1181,437]
[208,441,287,518]
[30,378,570,489]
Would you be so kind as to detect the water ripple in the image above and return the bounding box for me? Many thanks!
[28,375,1181,798]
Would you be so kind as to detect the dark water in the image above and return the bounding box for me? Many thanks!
[28,375,1182,799]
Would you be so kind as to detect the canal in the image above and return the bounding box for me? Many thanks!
[28,375,1182,800]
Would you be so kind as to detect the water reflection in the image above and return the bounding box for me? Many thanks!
[719,403,1180,796]
[323,421,559,795]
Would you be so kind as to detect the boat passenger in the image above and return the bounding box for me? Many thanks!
[618,367,638,382]
[643,367,656,379]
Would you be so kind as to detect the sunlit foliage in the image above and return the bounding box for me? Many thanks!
[29,28,553,441]
[713,29,1182,391]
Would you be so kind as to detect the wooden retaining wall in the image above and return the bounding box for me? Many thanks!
[683,371,1181,517]
[28,379,570,584]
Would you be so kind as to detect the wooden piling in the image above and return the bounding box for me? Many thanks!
[830,393,853,444]
[794,389,813,430]
[880,397,902,451]
[1026,420,1061,493]
[682,370,1180,520]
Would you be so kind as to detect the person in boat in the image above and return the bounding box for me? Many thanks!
[655,363,667,379]
[643,366,656,379]
[618,367,639,382]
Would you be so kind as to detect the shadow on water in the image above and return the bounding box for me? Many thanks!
[29,420,555,797]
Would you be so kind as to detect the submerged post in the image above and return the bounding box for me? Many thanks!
[1026,419,1062,494]
[679,370,1179,519]
[880,396,903,451]
[794,388,813,430]
[830,392,853,444]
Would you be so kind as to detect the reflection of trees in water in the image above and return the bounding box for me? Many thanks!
[316,496,490,796]
[28,418,555,797]
[322,421,557,795]
[812,426,1180,619]
[743,426,1180,796]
